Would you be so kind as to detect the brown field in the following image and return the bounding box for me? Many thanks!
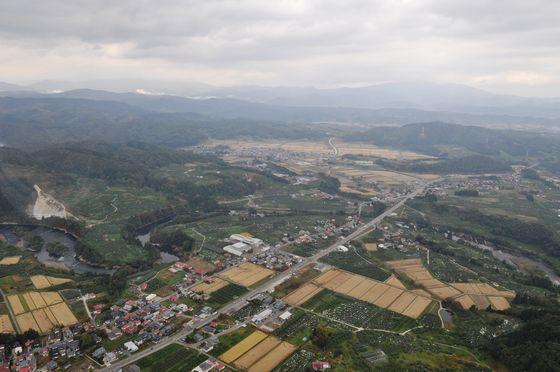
[247,342,297,372]
[7,295,25,315]
[282,283,323,306]
[49,302,78,326]
[16,312,39,333]
[234,336,282,369]
[41,292,63,306]
[210,139,432,161]
[43,307,58,325]
[220,330,268,364]
[191,277,228,294]
[0,256,21,265]
[373,287,404,308]
[364,243,378,251]
[31,309,54,333]
[488,296,511,311]
[402,296,434,318]
[385,275,406,289]
[311,269,432,318]
[30,292,47,308]
[31,275,72,289]
[22,293,37,310]
[387,292,416,313]
[453,295,476,310]
[360,283,389,303]
[219,263,275,287]
[0,315,14,333]
[347,279,377,299]
[335,275,366,293]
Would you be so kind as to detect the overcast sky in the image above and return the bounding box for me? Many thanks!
[0,0,559,96]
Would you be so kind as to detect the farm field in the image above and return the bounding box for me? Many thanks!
[135,343,206,372]
[191,277,228,294]
[387,259,514,310]
[6,291,77,333]
[0,314,14,333]
[219,329,297,372]
[304,268,433,319]
[219,262,275,287]
[206,283,247,307]
[0,256,21,265]
[208,139,432,160]
[30,275,72,289]
[282,282,323,306]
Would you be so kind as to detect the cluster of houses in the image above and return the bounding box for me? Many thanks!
[0,324,93,372]
[91,298,184,366]
[249,248,301,271]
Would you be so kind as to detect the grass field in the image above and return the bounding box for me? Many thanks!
[135,343,206,372]
[207,283,247,307]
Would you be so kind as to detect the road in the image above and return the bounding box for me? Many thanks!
[104,181,430,371]
[328,137,338,157]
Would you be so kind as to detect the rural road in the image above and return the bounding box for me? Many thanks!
[104,181,430,371]
[328,137,338,157]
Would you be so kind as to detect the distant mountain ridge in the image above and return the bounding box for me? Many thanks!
[0,88,558,129]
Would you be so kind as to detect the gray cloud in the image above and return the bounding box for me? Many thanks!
[0,0,559,96]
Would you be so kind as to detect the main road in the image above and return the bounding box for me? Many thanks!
[104,181,430,371]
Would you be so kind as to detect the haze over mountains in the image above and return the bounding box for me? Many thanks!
[1,80,560,129]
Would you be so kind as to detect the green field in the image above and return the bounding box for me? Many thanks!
[207,283,247,307]
[135,343,206,372]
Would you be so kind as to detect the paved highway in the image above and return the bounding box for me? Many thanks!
[104,181,430,371]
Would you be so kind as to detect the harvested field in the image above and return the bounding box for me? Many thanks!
[282,283,323,306]
[488,296,511,311]
[30,275,50,289]
[7,295,25,315]
[49,302,78,326]
[428,286,462,299]
[41,292,63,306]
[311,269,432,318]
[16,312,39,333]
[364,243,378,251]
[31,309,54,333]
[0,315,14,333]
[22,293,37,310]
[0,256,21,265]
[470,295,491,310]
[453,295,476,310]
[387,292,416,313]
[335,275,366,294]
[347,279,377,299]
[220,330,268,364]
[219,263,275,287]
[191,277,228,294]
[30,275,72,289]
[373,287,403,308]
[402,296,433,318]
[360,283,392,304]
[29,292,47,308]
[247,342,297,372]
[234,336,282,369]
[43,307,58,325]
[384,275,406,289]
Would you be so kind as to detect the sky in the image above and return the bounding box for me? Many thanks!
[0,0,559,96]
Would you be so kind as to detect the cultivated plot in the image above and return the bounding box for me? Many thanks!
[219,330,297,372]
[219,262,275,287]
[191,277,228,294]
[30,275,72,289]
[6,291,77,333]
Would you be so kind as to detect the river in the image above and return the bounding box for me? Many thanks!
[0,224,114,275]
[452,235,560,285]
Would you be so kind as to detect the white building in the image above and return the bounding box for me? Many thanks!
[337,245,349,252]
[124,341,138,353]
[223,241,253,256]
[251,309,272,323]
[230,234,263,247]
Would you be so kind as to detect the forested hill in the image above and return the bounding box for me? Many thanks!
[0,97,324,148]
[343,122,560,159]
